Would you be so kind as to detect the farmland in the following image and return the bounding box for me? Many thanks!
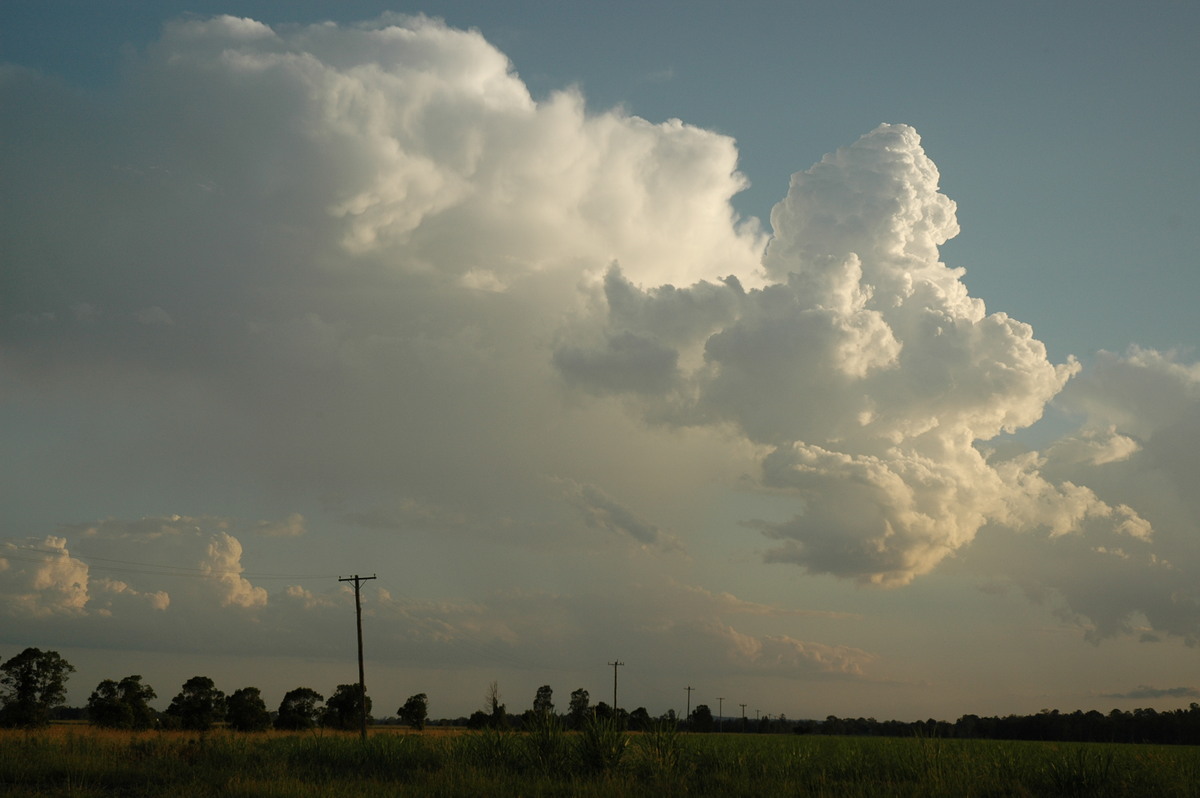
[3,723,1200,796]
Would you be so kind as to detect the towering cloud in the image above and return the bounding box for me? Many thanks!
[2,12,1199,672]
[555,125,1109,586]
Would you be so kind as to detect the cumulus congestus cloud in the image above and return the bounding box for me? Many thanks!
[555,124,1112,586]
[2,12,1198,659]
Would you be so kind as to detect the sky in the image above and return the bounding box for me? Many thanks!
[1,0,1198,723]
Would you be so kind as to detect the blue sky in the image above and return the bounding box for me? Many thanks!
[1,1,1198,722]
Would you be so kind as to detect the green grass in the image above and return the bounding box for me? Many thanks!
[3,726,1200,796]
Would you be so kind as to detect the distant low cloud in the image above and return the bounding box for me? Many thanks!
[255,513,306,538]
[1103,685,1200,700]
[564,480,682,552]
[0,537,90,618]
[2,516,273,617]
[2,511,871,680]
[134,306,175,327]
[0,536,169,620]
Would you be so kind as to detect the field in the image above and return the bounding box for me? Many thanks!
[3,723,1200,797]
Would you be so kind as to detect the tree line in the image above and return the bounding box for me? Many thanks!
[0,647,420,732]
[8,647,1200,745]
[445,682,722,733]
[795,707,1200,745]
[2,648,690,734]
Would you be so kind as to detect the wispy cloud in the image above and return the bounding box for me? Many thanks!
[1102,685,1200,700]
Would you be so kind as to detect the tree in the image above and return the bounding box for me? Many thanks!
[568,687,590,729]
[485,680,507,729]
[87,679,127,728]
[0,648,75,728]
[533,684,554,716]
[322,683,370,730]
[398,693,428,731]
[87,675,157,729]
[629,706,652,731]
[226,687,271,732]
[119,675,158,729]
[690,704,715,733]
[165,676,226,731]
[275,687,324,730]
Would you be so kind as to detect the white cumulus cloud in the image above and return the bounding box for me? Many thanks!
[554,124,1086,585]
[2,12,1198,677]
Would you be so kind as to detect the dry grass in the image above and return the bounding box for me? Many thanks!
[21,722,466,740]
[4,723,1200,797]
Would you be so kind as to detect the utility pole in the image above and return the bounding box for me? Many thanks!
[717,697,725,732]
[740,703,747,733]
[684,685,694,721]
[608,659,624,715]
[340,574,376,741]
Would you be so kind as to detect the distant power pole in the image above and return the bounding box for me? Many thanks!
[340,574,377,741]
[684,685,694,721]
[608,659,624,714]
[740,703,747,732]
[717,697,725,732]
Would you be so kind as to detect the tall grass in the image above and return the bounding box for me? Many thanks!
[3,725,1200,796]
[635,718,683,775]
[523,711,572,775]
[576,714,629,773]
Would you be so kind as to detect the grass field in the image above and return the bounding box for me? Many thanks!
[3,723,1200,796]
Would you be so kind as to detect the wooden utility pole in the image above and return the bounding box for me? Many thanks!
[717,697,725,732]
[339,574,376,741]
[684,685,694,721]
[608,660,624,715]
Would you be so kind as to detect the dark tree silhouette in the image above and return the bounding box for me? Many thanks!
[275,687,324,730]
[0,648,75,728]
[87,675,156,729]
[533,684,554,716]
[690,704,715,732]
[628,706,652,731]
[165,676,226,731]
[226,686,271,732]
[568,687,590,728]
[485,680,507,729]
[398,693,428,731]
[323,683,370,730]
